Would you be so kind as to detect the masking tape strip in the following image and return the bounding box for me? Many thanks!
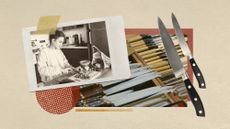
[35,16,60,34]
[75,108,133,112]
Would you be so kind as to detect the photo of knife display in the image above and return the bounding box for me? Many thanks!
[127,34,188,87]
[171,13,206,88]
[75,24,205,116]
[75,27,195,109]
[158,17,205,116]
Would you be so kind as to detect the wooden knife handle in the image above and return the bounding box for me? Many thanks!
[189,58,206,88]
[184,78,205,117]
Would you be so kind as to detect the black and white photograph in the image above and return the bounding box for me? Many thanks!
[23,16,131,91]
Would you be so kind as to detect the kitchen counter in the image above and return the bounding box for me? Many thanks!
[38,68,112,88]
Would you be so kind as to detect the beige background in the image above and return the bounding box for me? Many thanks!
[0,0,229,128]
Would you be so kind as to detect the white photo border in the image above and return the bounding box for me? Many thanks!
[22,16,131,91]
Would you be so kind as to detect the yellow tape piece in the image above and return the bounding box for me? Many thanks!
[35,16,60,34]
[75,108,133,112]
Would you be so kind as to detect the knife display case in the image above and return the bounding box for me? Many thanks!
[75,29,193,107]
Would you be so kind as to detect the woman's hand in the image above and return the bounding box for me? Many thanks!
[62,68,74,74]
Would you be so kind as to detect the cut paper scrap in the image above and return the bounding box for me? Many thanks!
[75,108,133,112]
[35,16,80,114]
[35,16,60,34]
[36,87,80,114]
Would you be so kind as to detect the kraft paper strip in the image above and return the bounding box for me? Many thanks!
[35,16,60,34]
[75,108,133,112]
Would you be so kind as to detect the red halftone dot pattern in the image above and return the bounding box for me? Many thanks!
[36,86,80,114]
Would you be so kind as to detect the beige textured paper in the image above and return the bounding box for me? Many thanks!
[0,0,230,129]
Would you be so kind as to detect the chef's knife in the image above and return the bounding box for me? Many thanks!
[158,17,205,116]
[172,13,206,88]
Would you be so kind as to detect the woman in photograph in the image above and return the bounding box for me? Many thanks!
[37,30,74,83]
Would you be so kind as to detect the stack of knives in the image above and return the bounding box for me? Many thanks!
[101,63,179,107]
[76,63,187,107]
[127,35,187,81]
[127,34,189,101]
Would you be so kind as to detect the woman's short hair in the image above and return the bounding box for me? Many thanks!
[49,30,65,42]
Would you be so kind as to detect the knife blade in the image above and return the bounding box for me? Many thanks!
[172,13,206,88]
[104,72,160,95]
[158,17,205,116]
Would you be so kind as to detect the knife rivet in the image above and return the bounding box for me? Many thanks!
[199,110,203,114]
[197,73,201,76]
[188,85,191,89]
[194,98,198,101]
[201,83,205,86]
[192,63,196,66]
